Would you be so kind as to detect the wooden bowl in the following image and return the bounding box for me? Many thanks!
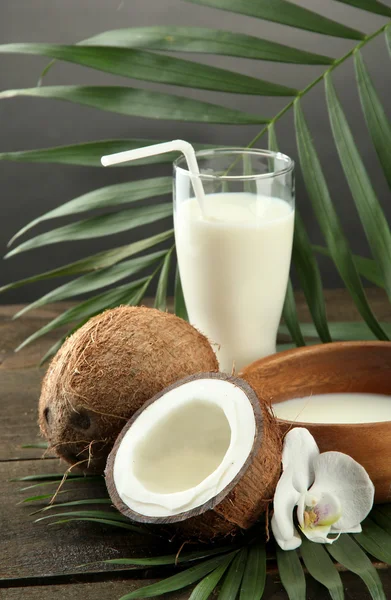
[241,341,391,503]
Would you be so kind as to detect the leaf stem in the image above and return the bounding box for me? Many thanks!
[247,21,391,148]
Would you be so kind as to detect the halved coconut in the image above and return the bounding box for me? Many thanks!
[105,373,282,538]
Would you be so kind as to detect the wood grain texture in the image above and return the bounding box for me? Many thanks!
[0,582,189,600]
[0,460,173,582]
[242,341,391,503]
[2,570,391,600]
[0,368,50,460]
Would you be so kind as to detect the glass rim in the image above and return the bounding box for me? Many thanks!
[173,147,294,181]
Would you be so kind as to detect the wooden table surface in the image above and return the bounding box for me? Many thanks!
[1,291,390,600]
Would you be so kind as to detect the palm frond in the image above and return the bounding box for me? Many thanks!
[327,535,386,600]
[8,176,172,245]
[0,139,215,167]
[0,230,173,293]
[0,86,265,124]
[0,0,390,363]
[82,26,334,64]
[276,547,306,600]
[325,72,391,303]
[239,541,266,600]
[5,203,172,258]
[184,0,365,39]
[118,552,239,600]
[269,125,331,344]
[154,247,174,312]
[0,43,296,96]
[294,99,388,341]
[300,538,344,600]
[354,49,391,192]
[15,276,152,351]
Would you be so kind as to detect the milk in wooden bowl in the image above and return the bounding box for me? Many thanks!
[241,341,391,503]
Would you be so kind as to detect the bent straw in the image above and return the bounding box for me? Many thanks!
[101,140,206,213]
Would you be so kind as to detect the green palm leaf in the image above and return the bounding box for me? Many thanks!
[294,98,388,340]
[9,176,172,245]
[300,538,344,600]
[355,519,391,564]
[0,44,296,97]
[371,507,391,537]
[0,86,266,124]
[276,547,306,600]
[6,203,173,258]
[292,214,332,343]
[0,230,173,293]
[174,266,188,321]
[268,125,331,344]
[0,139,214,167]
[312,245,383,288]
[239,541,266,600]
[102,547,236,568]
[118,552,239,599]
[35,510,131,523]
[218,548,248,600]
[325,72,391,303]
[14,251,167,319]
[354,48,391,191]
[154,247,174,311]
[335,0,391,17]
[184,0,364,39]
[47,517,147,531]
[37,499,112,512]
[189,556,235,600]
[327,535,386,600]
[83,26,334,64]
[282,280,306,347]
[15,276,152,351]
[19,492,67,504]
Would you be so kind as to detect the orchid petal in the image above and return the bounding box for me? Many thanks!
[282,428,320,493]
[272,463,301,547]
[271,514,302,550]
[331,523,362,534]
[301,523,334,544]
[309,452,374,530]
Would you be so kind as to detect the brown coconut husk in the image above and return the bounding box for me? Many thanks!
[39,306,218,473]
[105,373,282,539]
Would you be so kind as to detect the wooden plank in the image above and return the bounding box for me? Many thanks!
[295,288,391,324]
[1,570,390,600]
[0,582,190,600]
[0,368,50,460]
[0,459,174,581]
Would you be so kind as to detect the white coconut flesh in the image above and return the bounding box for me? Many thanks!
[113,378,256,518]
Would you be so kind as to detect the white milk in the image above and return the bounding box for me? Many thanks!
[174,192,294,373]
[272,393,391,424]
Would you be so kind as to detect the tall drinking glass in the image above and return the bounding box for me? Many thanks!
[174,148,295,374]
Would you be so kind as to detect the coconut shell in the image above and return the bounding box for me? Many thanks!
[105,373,282,539]
[39,306,218,473]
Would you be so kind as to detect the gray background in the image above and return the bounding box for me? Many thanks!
[0,0,390,303]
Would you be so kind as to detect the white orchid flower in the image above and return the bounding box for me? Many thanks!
[271,428,375,550]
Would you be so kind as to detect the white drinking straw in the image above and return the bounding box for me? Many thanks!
[101,140,206,213]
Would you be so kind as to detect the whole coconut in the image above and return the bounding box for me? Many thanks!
[39,306,218,473]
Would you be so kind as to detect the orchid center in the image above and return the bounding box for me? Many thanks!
[300,491,341,532]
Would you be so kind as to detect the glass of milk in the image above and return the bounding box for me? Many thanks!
[174,148,295,374]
